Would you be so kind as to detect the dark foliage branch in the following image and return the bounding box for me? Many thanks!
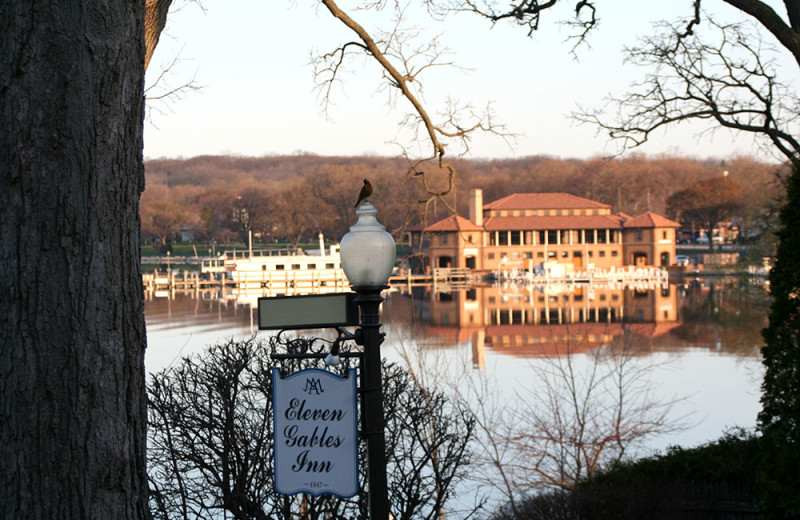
[438,0,800,61]
[442,0,594,42]
[757,161,800,518]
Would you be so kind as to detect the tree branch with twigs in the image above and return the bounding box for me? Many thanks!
[315,0,514,203]
[573,18,800,161]
[457,325,689,509]
[144,49,203,120]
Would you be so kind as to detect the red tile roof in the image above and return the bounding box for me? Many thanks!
[624,212,680,228]
[483,214,627,231]
[424,215,483,232]
[485,193,611,211]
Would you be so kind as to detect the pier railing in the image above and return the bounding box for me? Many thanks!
[494,266,670,290]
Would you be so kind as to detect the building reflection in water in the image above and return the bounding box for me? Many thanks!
[400,280,681,368]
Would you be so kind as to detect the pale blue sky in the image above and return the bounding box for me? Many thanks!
[143,1,793,161]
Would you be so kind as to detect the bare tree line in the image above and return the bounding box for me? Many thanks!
[142,153,784,249]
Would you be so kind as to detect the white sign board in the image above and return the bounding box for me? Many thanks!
[272,367,359,497]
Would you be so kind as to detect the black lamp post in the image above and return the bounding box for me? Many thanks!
[339,201,395,520]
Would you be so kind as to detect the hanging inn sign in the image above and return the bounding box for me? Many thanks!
[272,367,359,498]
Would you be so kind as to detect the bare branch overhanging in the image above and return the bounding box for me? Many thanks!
[573,18,800,161]
[316,0,515,246]
[428,0,800,161]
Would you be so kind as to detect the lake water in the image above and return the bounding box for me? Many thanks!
[144,276,768,505]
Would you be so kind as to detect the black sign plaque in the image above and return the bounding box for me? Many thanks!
[257,293,358,330]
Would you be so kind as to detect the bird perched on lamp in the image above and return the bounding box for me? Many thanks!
[354,179,373,208]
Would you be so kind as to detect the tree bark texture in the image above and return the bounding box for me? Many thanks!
[0,2,149,519]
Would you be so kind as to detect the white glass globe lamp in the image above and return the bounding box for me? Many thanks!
[339,201,396,287]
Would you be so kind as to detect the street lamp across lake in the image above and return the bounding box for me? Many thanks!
[339,201,395,520]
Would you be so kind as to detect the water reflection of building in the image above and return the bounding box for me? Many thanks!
[409,282,681,366]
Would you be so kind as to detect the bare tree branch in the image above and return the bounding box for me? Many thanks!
[315,0,515,236]
[457,325,689,503]
[573,19,800,161]
[144,48,203,119]
[722,0,800,65]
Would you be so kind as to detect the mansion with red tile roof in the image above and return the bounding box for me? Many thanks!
[413,189,680,272]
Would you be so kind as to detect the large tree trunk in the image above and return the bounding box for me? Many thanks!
[0,2,149,518]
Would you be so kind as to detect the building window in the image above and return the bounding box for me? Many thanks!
[637,231,643,240]
[561,251,569,258]
[276,264,285,270]
[611,251,618,257]
[487,252,495,259]
[524,252,533,258]
[663,230,668,239]
[547,230,558,244]
[489,232,497,245]
[326,263,335,268]
[442,234,448,244]
[537,252,544,258]
[598,229,608,243]
[538,230,546,244]
[292,263,301,269]
[262,265,267,271]
[586,230,595,244]
[548,251,557,258]
[511,232,521,245]
[599,251,606,257]
[498,232,509,246]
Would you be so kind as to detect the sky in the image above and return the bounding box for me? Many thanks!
[143,0,795,162]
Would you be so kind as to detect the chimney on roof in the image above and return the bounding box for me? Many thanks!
[469,189,483,227]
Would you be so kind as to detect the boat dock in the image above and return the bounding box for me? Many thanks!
[493,266,670,290]
[143,266,482,297]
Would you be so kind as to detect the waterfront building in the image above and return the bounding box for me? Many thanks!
[413,189,680,272]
